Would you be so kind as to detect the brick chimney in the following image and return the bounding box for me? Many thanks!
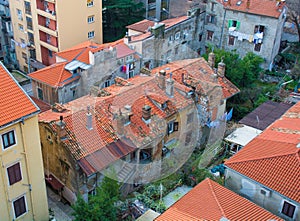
[208,52,216,68]
[56,116,67,140]
[86,106,93,130]
[158,70,166,89]
[217,60,226,78]
[142,105,151,124]
[166,73,174,97]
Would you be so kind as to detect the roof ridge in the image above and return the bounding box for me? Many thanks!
[207,178,226,218]
[29,62,67,75]
[73,47,88,62]
[55,65,68,88]
[226,150,298,165]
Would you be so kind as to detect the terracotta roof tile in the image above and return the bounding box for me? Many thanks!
[115,43,135,59]
[30,96,51,113]
[0,63,39,127]
[217,0,285,18]
[29,62,79,87]
[225,102,300,203]
[126,20,155,33]
[156,178,282,221]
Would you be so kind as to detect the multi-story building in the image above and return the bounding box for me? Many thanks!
[204,0,287,69]
[10,0,103,73]
[0,62,49,220]
[29,39,141,105]
[0,0,17,69]
[225,102,300,221]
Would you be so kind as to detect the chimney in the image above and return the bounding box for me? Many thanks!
[166,73,174,97]
[123,105,133,125]
[86,106,93,130]
[116,110,125,136]
[246,0,250,9]
[142,105,151,124]
[217,61,226,78]
[56,116,67,140]
[158,70,166,89]
[208,52,216,68]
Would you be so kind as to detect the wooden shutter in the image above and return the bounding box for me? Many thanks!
[14,196,26,218]
[236,21,241,30]
[228,19,233,27]
[7,163,21,185]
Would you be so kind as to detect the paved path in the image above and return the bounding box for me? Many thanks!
[47,186,74,221]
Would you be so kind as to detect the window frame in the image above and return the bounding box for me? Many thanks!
[87,15,95,23]
[7,162,22,186]
[88,31,95,39]
[281,200,297,219]
[87,0,94,7]
[207,30,214,41]
[228,35,235,46]
[254,43,262,52]
[167,121,179,134]
[37,87,43,100]
[1,130,17,150]
[12,195,27,219]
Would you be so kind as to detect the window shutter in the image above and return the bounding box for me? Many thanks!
[228,20,232,27]
[174,122,179,131]
[236,21,241,30]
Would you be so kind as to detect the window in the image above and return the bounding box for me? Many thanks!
[87,0,94,7]
[46,34,51,43]
[198,34,203,42]
[187,113,194,124]
[254,43,262,52]
[17,9,22,20]
[206,15,216,24]
[88,31,95,39]
[24,1,31,15]
[28,32,34,45]
[2,130,16,149]
[211,2,216,11]
[7,162,22,185]
[13,195,27,218]
[37,88,43,100]
[18,24,24,32]
[228,35,235,46]
[175,32,180,40]
[168,121,179,134]
[281,201,296,218]
[104,80,110,88]
[128,70,134,78]
[26,17,33,30]
[254,25,265,33]
[228,20,240,30]
[175,47,179,55]
[207,30,214,41]
[45,18,50,27]
[22,52,27,60]
[48,49,53,57]
[87,15,94,23]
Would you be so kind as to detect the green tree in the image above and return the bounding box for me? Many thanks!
[103,0,145,42]
[72,176,120,221]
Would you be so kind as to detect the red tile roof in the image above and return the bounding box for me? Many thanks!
[30,96,51,113]
[225,102,300,203]
[29,62,79,87]
[217,0,285,18]
[126,20,155,33]
[39,74,193,175]
[115,43,135,59]
[0,63,39,127]
[152,58,240,100]
[156,178,282,221]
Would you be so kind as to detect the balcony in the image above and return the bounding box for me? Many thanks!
[36,8,56,20]
[38,24,57,37]
[39,40,58,52]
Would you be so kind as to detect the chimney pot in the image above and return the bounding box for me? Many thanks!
[86,106,93,130]
[166,73,174,97]
[208,52,216,68]
[142,105,152,123]
[56,116,67,139]
[217,62,226,77]
[158,70,166,89]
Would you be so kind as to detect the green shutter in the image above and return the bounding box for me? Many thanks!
[228,20,232,27]
[236,21,241,30]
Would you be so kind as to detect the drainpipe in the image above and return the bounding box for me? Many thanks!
[219,7,227,48]
[20,120,37,221]
[0,155,11,218]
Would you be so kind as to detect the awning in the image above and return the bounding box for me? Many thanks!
[45,174,64,191]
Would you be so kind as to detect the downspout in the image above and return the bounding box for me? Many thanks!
[219,7,227,48]
[0,155,12,218]
[20,119,37,221]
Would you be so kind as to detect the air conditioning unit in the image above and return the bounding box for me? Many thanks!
[260,188,271,197]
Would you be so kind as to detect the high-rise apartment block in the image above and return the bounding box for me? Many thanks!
[10,0,103,73]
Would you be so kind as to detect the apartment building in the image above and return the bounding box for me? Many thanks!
[0,62,48,220]
[10,0,103,73]
[0,0,17,70]
[205,0,287,69]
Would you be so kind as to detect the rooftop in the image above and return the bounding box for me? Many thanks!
[225,102,300,203]
[217,0,286,18]
[239,100,294,130]
[0,63,39,127]
[156,178,282,221]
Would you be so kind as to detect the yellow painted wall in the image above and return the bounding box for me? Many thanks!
[0,115,49,221]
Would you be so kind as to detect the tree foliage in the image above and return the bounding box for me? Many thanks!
[103,0,145,42]
[286,0,300,42]
[72,176,120,221]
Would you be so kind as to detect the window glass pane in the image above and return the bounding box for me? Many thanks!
[2,134,8,147]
